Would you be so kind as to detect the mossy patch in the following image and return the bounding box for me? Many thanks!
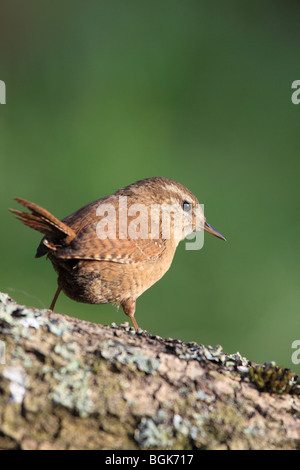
[249,362,300,395]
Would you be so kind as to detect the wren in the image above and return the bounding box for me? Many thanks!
[9,177,226,330]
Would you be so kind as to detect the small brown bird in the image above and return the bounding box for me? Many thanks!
[9,177,226,330]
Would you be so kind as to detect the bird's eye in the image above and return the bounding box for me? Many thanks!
[182,201,192,212]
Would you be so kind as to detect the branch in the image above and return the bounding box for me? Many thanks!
[0,292,299,450]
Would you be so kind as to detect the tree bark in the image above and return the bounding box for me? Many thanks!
[0,292,299,450]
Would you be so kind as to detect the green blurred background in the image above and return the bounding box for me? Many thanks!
[1,1,299,371]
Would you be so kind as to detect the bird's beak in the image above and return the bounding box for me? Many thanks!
[204,221,226,241]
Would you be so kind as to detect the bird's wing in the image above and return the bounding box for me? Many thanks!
[55,216,166,264]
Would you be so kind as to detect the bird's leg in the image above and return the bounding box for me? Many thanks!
[49,286,62,311]
[121,299,139,330]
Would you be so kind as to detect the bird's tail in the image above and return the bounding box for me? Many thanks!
[9,198,76,255]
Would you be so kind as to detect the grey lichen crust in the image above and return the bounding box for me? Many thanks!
[0,292,300,450]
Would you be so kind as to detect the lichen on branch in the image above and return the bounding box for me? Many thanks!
[0,292,299,450]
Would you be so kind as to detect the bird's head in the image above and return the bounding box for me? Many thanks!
[116,177,226,244]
